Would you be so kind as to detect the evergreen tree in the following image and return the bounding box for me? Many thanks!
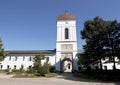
[104,21,120,69]
[80,17,109,70]
[0,38,7,61]
[80,17,120,70]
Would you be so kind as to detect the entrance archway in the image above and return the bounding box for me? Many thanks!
[60,58,73,72]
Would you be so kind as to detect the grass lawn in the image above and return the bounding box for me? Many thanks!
[12,73,58,78]
[74,70,120,82]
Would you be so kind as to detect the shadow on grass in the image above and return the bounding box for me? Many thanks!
[57,71,120,84]
[57,72,101,82]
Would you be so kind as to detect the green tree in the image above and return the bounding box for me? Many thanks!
[80,17,109,70]
[104,21,120,69]
[33,53,45,71]
[0,38,7,61]
[116,23,120,60]
[80,17,120,70]
[77,53,92,70]
[33,54,51,76]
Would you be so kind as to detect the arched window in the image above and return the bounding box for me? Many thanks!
[65,28,69,39]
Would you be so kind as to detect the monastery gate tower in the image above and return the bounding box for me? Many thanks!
[56,13,78,72]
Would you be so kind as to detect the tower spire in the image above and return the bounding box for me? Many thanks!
[65,10,68,15]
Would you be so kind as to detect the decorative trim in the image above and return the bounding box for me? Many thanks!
[57,41,77,43]
[56,50,77,53]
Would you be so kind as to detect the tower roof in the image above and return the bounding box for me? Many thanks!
[57,13,76,20]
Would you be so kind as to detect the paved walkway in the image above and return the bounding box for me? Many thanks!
[0,73,13,78]
[0,72,119,85]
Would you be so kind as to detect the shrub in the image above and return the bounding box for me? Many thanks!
[38,66,49,76]
[27,66,35,73]
[18,65,25,73]
[49,66,55,72]
[4,68,9,72]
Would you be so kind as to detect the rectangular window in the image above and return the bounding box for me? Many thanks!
[46,57,49,61]
[9,56,11,61]
[0,65,3,69]
[15,56,17,61]
[65,28,69,39]
[29,57,32,61]
[7,65,10,69]
[20,65,24,69]
[104,66,107,70]
[28,66,32,70]
[23,56,25,61]
[14,65,16,70]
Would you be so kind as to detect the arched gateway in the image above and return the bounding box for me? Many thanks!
[60,57,73,72]
[55,13,78,72]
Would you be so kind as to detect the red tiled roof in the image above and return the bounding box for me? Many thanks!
[57,13,76,20]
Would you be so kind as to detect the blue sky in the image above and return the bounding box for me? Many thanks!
[0,0,120,50]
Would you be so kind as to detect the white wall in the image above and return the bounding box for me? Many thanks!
[90,57,120,70]
[0,54,56,70]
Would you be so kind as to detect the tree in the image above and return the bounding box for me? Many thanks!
[33,53,45,71]
[80,17,110,70]
[79,17,120,70]
[104,21,120,69]
[0,38,7,61]
[77,53,92,70]
[33,53,51,76]
[116,23,120,60]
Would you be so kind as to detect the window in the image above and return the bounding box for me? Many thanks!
[65,28,69,39]
[29,66,32,68]
[20,65,24,69]
[29,57,32,61]
[14,65,16,70]
[9,56,11,61]
[7,65,10,69]
[23,56,25,61]
[28,66,32,70]
[0,65,3,69]
[14,56,17,61]
[46,57,49,62]
[104,66,107,70]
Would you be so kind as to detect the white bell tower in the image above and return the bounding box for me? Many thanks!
[55,13,77,71]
